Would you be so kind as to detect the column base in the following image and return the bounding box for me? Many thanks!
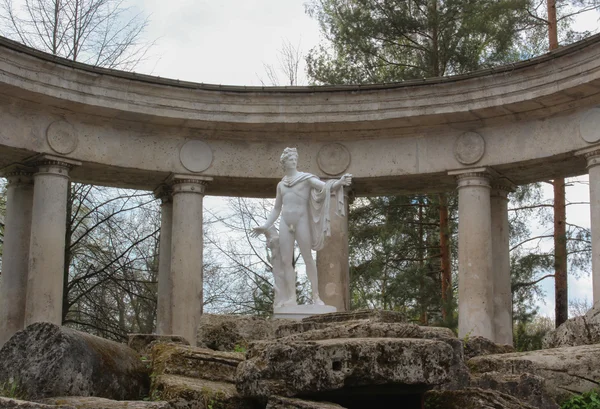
[273,304,337,320]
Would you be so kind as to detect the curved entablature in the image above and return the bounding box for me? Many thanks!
[0,35,600,196]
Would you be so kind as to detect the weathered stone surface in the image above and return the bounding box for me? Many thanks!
[543,303,600,348]
[151,343,244,383]
[464,336,515,361]
[266,396,346,409]
[196,314,289,351]
[0,323,148,400]
[153,375,255,409]
[236,337,454,398]
[276,322,423,342]
[128,334,189,354]
[39,397,170,409]
[424,388,538,409]
[471,372,559,409]
[301,310,406,325]
[0,397,75,409]
[468,344,600,403]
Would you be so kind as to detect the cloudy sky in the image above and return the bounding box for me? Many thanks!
[132,0,320,85]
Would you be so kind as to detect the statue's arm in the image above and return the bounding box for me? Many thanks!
[310,174,353,191]
[251,183,282,237]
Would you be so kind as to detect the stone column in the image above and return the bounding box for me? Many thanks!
[491,180,515,345]
[155,185,173,335]
[25,155,80,326]
[169,175,212,345]
[586,150,600,303]
[450,169,494,340]
[317,188,352,311]
[0,166,34,346]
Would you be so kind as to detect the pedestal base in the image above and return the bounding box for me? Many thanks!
[273,304,337,320]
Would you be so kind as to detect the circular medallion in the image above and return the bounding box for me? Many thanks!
[580,108,600,143]
[454,132,485,165]
[46,120,78,154]
[180,140,213,173]
[317,143,351,176]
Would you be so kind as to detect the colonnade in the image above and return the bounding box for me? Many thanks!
[3,150,600,347]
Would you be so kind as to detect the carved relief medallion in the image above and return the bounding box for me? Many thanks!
[454,132,485,165]
[180,140,213,173]
[46,120,78,154]
[580,107,600,143]
[317,143,351,175]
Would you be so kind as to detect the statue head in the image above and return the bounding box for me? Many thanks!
[280,147,298,170]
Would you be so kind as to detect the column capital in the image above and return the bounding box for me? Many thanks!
[490,178,516,199]
[0,164,35,185]
[575,145,600,169]
[166,174,213,195]
[153,184,173,204]
[24,154,82,179]
[449,167,496,189]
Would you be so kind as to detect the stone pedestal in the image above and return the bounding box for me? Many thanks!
[25,156,80,326]
[452,169,494,340]
[0,167,34,346]
[491,181,514,345]
[316,189,351,311]
[586,150,600,303]
[272,304,337,320]
[155,185,173,335]
[169,175,212,345]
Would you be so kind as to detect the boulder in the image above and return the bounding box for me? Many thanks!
[0,397,75,409]
[424,388,538,409]
[151,343,244,383]
[463,336,515,361]
[543,303,600,348]
[236,337,455,398]
[468,344,600,403]
[39,397,170,409]
[196,314,289,351]
[0,323,148,400]
[266,396,346,409]
[153,374,254,409]
[470,372,559,409]
[128,334,189,354]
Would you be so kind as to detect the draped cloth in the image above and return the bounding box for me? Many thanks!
[282,172,346,252]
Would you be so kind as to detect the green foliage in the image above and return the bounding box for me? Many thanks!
[233,344,247,354]
[0,377,26,400]
[306,0,533,84]
[513,316,553,352]
[561,390,600,409]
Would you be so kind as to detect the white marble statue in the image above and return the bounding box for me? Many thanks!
[251,147,352,307]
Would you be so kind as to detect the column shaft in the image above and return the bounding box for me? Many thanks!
[491,185,513,345]
[316,190,350,311]
[156,192,173,335]
[0,171,34,346]
[587,153,600,303]
[169,176,210,345]
[25,160,72,326]
[456,172,495,340]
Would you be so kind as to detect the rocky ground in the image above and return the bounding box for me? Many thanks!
[1,307,600,408]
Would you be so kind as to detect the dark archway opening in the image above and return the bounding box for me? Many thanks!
[299,384,426,409]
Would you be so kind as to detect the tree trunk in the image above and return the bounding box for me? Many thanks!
[439,193,452,321]
[547,0,568,327]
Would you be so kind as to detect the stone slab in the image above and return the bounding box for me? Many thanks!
[468,344,600,403]
[543,302,600,348]
[266,396,346,409]
[236,337,454,398]
[470,373,559,409]
[464,336,515,361]
[301,310,407,324]
[39,397,170,409]
[128,334,189,354]
[0,397,75,409]
[273,305,337,320]
[151,343,244,383]
[424,388,538,409]
[152,375,254,409]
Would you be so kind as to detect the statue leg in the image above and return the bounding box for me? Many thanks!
[295,216,324,305]
[278,220,297,306]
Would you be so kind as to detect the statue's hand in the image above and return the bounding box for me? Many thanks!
[251,226,267,238]
[339,173,353,186]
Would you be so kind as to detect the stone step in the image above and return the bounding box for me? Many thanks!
[39,397,170,409]
[151,343,244,383]
[266,396,346,409]
[152,374,255,409]
[237,337,455,399]
[0,397,75,409]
